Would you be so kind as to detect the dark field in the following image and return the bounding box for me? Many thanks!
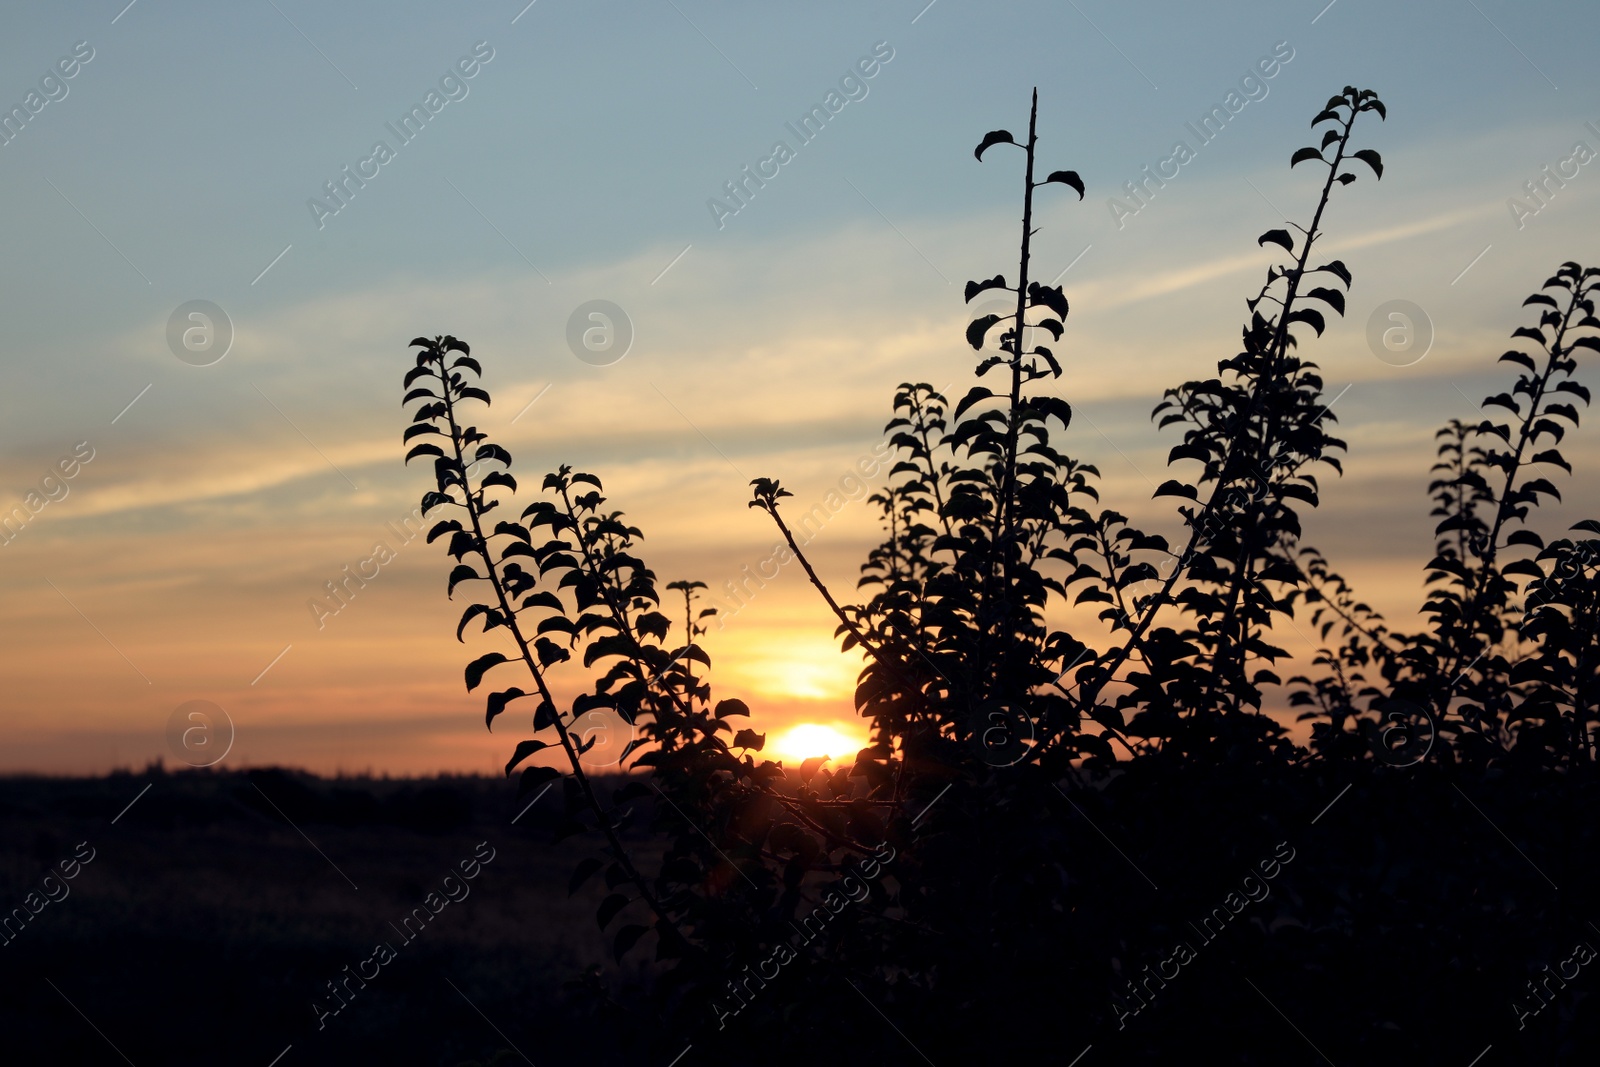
[8,763,1600,1065]
[0,767,647,1066]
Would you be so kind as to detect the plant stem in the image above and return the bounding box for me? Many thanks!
[757,498,926,700]
[430,353,684,947]
[994,88,1039,575]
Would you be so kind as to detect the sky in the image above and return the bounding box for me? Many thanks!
[1,0,1597,776]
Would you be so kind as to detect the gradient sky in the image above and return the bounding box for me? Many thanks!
[2,0,1597,775]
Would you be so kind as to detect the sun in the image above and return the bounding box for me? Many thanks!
[769,722,866,766]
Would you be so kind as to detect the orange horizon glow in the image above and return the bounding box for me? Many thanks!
[767,721,869,767]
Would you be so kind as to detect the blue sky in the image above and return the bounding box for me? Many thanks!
[2,0,1597,773]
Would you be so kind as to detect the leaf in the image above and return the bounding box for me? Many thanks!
[518,764,560,796]
[1305,287,1346,316]
[1290,146,1323,168]
[967,314,1002,350]
[1090,705,1125,731]
[447,564,482,596]
[1027,282,1069,319]
[613,924,649,961]
[458,603,493,641]
[435,456,466,488]
[505,738,550,775]
[1531,449,1572,474]
[733,729,766,750]
[954,386,996,421]
[1350,148,1383,179]
[406,442,445,463]
[536,614,578,639]
[520,590,565,613]
[1154,480,1199,500]
[568,857,603,896]
[535,637,570,667]
[475,443,513,467]
[1310,108,1340,126]
[466,652,509,692]
[1499,350,1538,372]
[428,519,463,544]
[1043,170,1085,199]
[1483,393,1520,413]
[447,530,477,560]
[974,129,1016,160]
[533,701,560,730]
[964,274,1009,303]
[597,893,630,930]
[486,688,528,729]
[715,698,751,718]
[481,470,517,492]
[1258,229,1294,254]
[1319,260,1352,287]
[1286,308,1326,336]
[1523,477,1562,502]
[583,633,637,668]
[1503,559,1545,579]
[1031,394,1072,428]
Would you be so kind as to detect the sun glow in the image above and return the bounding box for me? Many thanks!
[719,631,864,703]
[769,722,867,766]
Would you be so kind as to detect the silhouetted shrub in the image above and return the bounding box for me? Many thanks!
[405,87,1600,1062]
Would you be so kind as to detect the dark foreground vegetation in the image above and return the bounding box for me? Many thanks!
[2,762,1597,1064]
[398,86,1600,1064]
